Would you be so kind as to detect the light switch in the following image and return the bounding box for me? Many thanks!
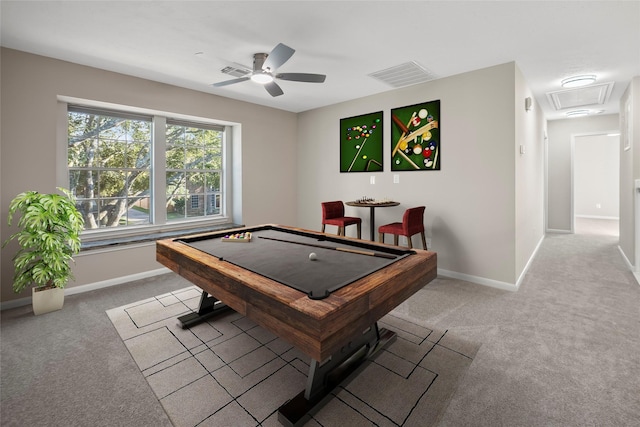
[393,174,400,184]
[370,176,375,185]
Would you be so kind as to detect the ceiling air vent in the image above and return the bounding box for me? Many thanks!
[220,64,252,78]
[369,61,437,88]
[546,82,614,110]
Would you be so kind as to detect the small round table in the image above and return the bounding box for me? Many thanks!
[345,201,400,241]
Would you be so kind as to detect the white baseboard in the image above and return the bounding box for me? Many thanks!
[575,215,619,220]
[438,235,545,292]
[546,228,571,234]
[0,268,171,311]
[437,268,518,292]
[65,268,171,296]
[618,245,640,286]
[516,235,545,289]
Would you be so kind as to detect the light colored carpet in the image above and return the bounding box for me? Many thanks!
[574,217,619,236]
[4,229,638,426]
[107,286,481,427]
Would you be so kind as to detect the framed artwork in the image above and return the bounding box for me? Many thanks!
[391,100,440,171]
[340,111,383,172]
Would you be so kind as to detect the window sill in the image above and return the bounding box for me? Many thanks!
[80,223,244,251]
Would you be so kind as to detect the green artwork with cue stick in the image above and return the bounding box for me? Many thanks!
[391,100,440,171]
[340,111,383,172]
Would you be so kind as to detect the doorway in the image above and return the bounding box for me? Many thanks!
[572,132,620,237]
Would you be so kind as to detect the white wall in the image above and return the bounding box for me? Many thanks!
[297,62,546,288]
[515,66,546,283]
[574,134,620,218]
[1,48,298,304]
[547,114,620,232]
[1,50,549,303]
[618,76,640,272]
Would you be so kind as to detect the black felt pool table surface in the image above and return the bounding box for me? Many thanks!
[178,225,411,299]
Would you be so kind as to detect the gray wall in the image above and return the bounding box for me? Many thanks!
[1,48,298,304]
[297,62,546,288]
[618,77,640,272]
[515,65,547,281]
[1,51,548,305]
[547,114,620,232]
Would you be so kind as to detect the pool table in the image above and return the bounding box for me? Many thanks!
[156,224,437,426]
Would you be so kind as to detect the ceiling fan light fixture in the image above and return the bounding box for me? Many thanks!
[213,43,324,97]
[561,75,596,88]
[251,72,274,84]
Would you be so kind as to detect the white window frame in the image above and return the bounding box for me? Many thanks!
[57,97,240,244]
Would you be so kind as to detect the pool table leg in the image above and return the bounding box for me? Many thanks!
[177,290,231,328]
[277,323,396,427]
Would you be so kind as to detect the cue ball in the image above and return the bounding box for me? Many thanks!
[309,252,317,261]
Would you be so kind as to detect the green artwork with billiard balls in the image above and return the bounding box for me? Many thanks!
[340,111,383,173]
[391,100,440,171]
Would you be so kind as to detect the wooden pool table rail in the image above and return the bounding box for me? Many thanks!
[156,224,437,362]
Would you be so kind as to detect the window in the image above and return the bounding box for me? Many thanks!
[67,105,228,233]
[190,194,200,210]
[166,120,223,221]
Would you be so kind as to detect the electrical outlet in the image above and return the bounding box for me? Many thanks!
[370,176,375,185]
[596,203,601,209]
[393,174,400,184]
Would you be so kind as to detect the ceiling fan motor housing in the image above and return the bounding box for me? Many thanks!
[254,53,269,71]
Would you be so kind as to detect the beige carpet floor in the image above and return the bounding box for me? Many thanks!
[107,286,481,427]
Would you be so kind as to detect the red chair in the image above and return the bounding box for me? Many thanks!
[321,201,361,239]
[378,206,427,249]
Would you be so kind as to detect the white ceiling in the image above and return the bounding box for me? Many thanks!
[2,1,639,120]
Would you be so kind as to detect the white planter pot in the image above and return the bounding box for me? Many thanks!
[32,287,65,315]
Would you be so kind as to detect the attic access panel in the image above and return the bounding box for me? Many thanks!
[546,82,614,110]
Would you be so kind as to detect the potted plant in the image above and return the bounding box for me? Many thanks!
[3,188,84,315]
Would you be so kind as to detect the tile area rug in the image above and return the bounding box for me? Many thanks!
[107,286,480,427]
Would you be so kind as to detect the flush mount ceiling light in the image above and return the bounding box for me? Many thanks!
[566,109,590,118]
[561,75,596,88]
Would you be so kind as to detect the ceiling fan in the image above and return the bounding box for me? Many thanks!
[212,43,326,97]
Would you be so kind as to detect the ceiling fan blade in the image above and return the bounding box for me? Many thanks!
[276,73,326,83]
[263,43,295,71]
[212,76,250,87]
[264,81,284,97]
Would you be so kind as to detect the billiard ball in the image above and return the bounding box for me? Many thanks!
[418,109,428,119]
[309,252,317,261]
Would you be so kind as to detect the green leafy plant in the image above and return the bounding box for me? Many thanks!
[3,188,84,293]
